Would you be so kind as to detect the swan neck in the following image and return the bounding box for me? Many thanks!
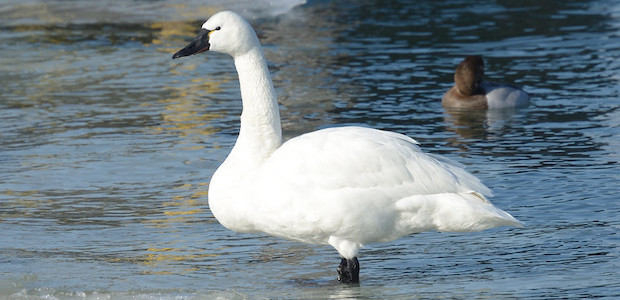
[232,47,282,163]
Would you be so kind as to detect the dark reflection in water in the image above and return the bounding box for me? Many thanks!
[1,0,619,298]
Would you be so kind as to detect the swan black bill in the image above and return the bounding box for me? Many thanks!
[172,28,211,59]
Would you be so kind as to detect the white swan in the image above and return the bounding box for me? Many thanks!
[442,55,530,109]
[172,11,523,283]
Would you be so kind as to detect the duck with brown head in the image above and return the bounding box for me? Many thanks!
[442,55,530,110]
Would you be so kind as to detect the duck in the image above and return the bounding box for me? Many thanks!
[172,11,523,283]
[442,55,530,110]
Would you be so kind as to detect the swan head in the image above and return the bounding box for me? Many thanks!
[454,55,485,96]
[172,11,259,59]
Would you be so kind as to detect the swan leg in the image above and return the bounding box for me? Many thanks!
[337,257,360,283]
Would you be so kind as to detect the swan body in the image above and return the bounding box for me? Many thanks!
[173,11,522,283]
[442,55,530,109]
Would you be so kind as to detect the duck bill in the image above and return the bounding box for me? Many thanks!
[172,28,211,59]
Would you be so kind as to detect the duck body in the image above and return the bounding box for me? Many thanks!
[173,11,522,283]
[482,81,530,109]
[442,55,530,110]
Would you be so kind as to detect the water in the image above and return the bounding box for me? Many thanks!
[1,0,619,298]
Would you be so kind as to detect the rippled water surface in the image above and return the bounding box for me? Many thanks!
[1,0,619,298]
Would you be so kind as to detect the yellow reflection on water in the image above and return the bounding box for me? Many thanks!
[133,7,225,273]
[144,182,209,228]
[148,4,219,50]
[110,246,217,275]
[149,25,230,146]
[7,2,66,25]
[152,84,226,142]
[0,190,42,221]
[133,182,215,273]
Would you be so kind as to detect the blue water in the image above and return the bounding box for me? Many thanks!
[1,0,619,298]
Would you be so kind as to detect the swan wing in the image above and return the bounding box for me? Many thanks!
[261,126,490,195]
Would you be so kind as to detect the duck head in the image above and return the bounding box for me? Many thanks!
[454,55,485,96]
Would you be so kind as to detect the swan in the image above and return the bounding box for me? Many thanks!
[172,11,523,283]
[442,55,530,110]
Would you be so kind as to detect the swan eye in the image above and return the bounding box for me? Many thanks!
[215,26,221,30]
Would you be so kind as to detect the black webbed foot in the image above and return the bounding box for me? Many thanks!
[337,257,359,283]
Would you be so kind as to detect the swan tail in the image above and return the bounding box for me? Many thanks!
[396,192,523,234]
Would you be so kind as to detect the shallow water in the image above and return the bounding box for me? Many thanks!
[1,0,619,298]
